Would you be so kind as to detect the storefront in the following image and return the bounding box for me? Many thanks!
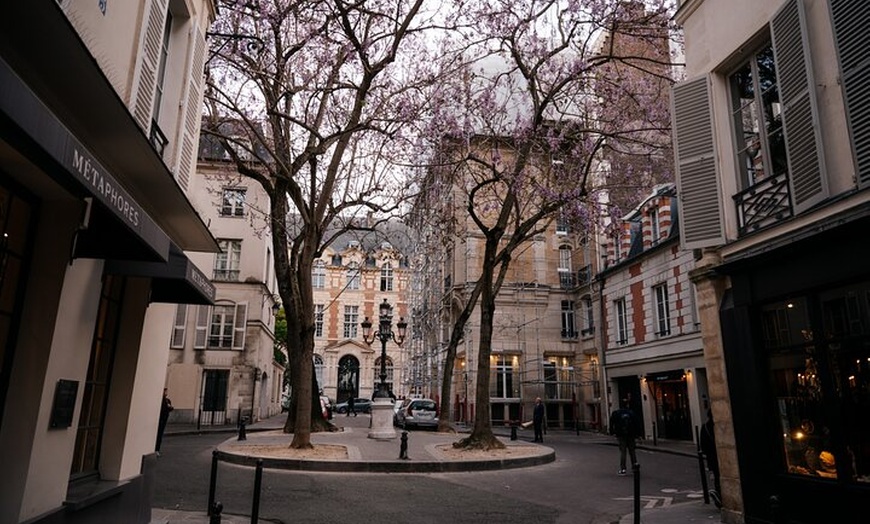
[720,208,870,523]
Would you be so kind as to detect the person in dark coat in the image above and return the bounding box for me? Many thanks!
[156,388,173,453]
[533,397,545,443]
[347,395,357,417]
[609,398,638,475]
[700,409,722,508]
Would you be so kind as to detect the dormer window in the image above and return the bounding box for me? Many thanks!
[347,240,360,250]
[650,206,660,244]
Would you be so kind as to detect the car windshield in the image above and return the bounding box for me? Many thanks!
[412,400,436,411]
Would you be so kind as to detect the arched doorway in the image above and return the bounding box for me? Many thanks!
[337,355,360,404]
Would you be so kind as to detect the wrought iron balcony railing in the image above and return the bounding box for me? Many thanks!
[734,173,793,236]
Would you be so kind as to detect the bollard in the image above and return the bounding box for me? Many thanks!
[251,459,263,523]
[209,502,223,524]
[697,450,710,504]
[632,463,641,524]
[399,431,409,460]
[207,450,219,516]
[238,417,247,441]
[510,421,518,441]
[770,495,784,524]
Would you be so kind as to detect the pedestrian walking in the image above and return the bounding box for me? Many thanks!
[700,409,722,508]
[533,397,545,442]
[347,396,357,417]
[156,388,173,453]
[609,398,638,475]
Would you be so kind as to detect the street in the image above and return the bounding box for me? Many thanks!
[153,427,706,524]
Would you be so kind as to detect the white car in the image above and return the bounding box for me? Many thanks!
[395,398,439,429]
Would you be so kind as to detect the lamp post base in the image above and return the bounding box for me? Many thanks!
[368,397,397,440]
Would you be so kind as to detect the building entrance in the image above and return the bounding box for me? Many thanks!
[648,372,691,441]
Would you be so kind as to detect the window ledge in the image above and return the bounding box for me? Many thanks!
[64,478,132,511]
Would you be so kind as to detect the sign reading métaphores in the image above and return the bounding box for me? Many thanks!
[0,57,170,261]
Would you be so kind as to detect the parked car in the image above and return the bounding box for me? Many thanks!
[334,398,373,414]
[395,398,438,429]
[392,399,404,424]
[281,393,333,420]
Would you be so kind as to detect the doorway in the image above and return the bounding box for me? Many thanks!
[337,355,360,404]
[200,369,229,426]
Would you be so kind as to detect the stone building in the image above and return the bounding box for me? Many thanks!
[673,0,870,521]
[0,1,217,522]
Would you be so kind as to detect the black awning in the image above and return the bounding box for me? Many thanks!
[0,1,217,253]
[106,245,215,305]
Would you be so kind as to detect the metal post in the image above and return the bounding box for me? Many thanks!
[209,502,223,524]
[695,425,710,504]
[251,459,263,523]
[652,422,657,446]
[207,451,218,516]
[399,431,409,459]
[632,463,641,524]
[510,422,518,441]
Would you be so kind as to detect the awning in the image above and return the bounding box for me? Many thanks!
[106,245,215,305]
[0,57,170,262]
[0,0,218,253]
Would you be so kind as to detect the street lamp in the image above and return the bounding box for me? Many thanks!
[361,299,408,399]
[361,299,407,439]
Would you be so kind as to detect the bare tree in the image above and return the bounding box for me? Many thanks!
[204,0,445,448]
[412,0,677,449]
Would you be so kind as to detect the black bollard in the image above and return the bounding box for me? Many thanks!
[510,421,518,441]
[207,451,219,516]
[251,459,263,523]
[697,450,710,504]
[238,417,247,441]
[399,431,409,459]
[209,502,222,524]
[770,495,784,524]
[632,463,641,524]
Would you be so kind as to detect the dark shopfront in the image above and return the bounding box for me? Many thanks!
[720,211,870,524]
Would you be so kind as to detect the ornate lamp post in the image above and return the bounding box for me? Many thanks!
[361,299,407,439]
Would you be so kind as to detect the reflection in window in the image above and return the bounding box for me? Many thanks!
[767,286,870,484]
[730,44,787,189]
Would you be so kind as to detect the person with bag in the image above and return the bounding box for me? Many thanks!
[609,398,638,475]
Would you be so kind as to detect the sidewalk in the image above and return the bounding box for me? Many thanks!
[153,414,721,523]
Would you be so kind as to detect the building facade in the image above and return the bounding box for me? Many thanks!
[0,1,217,522]
[596,185,707,445]
[312,232,412,405]
[164,138,283,428]
[673,0,870,522]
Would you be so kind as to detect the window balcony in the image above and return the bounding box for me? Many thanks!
[734,173,793,236]
[559,272,576,289]
[213,269,239,281]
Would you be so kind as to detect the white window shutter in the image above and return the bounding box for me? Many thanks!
[194,305,210,349]
[171,304,187,348]
[771,0,828,213]
[174,26,207,190]
[232,302,248,350]
[671,75,724,250]
[131,0,169,131]
[830,0,870,189]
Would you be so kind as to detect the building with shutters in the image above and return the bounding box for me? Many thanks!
[0,1,217,522]
[672,0,870,521]
[162,133,283,428]
[597,184,708,446]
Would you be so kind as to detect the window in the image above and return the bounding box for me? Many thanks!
[581,296,595,335]
[148,10,173,156]
[312,260,326,289]
[374,356,394,391]
[315,354,325,391]
[543,358,574,400]
[343,305,359,339]
[558,246,574,288]
[649,207,660,244]
[613,231,622,261]
[205,303,248,349]
[615,298,628,344]
[729,44,786,189]
[556,216,569,235]
[654,283,671,336]
[171,304,187,348]
[561,300,577,339]
[220,188,246,217]
[346,262,360,290]
[380,262,394,292]
[491,357,518,399]
[314,304,324,337]
[214,239,241,281]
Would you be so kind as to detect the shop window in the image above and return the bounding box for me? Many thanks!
[766,286,870,484]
